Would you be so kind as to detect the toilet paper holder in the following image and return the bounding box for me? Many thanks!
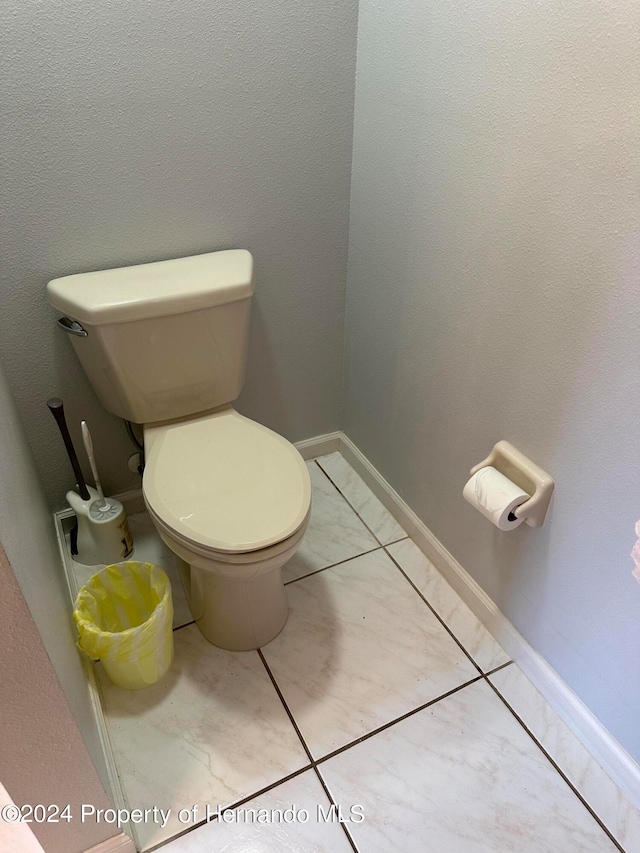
[469,441,554,528]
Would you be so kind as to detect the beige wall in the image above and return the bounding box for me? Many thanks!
[344,0,640,760]
[0,0,358,509]
[0,543,114,853]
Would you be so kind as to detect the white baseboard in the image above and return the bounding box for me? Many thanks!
[85,833,136,853]
[339,432,640,812]
[294,430,342,460]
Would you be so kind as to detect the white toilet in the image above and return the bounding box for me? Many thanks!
[47,250,311,650]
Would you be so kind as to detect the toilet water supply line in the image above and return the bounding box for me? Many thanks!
[125,419,145,474]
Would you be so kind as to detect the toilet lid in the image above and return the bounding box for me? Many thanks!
[143,409,311,553]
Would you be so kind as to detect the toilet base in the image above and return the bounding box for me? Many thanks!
[178,558,289,651]
[151,510,309,652]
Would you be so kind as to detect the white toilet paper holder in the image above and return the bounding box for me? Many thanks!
[469,441,554,528]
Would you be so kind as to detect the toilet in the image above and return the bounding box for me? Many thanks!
[47,250,311,650]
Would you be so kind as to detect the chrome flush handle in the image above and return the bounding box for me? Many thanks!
[57,317,88,337]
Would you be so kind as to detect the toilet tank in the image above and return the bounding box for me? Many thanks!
[47,250,254,424]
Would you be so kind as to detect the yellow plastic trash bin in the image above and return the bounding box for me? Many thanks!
[74,561,174,690]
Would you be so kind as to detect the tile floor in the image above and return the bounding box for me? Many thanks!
[77,452,639,852]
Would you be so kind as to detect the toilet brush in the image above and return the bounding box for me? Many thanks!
[74,419,133,565]
[47,397,133,565]
[81,421,110,512]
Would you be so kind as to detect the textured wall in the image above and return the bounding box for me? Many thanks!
[0,542,114,853]
[0,361,111,797]
[345,0,640,759]
[0,0,358,508]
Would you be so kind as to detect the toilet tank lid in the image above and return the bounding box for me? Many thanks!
[47,249,254,325]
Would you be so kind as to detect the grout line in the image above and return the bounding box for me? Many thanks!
[383,546,484,676]
[312,765,360,853]
[172,619,196,633]
[313,457,341,480]
[258,649,315,764]
[314,457,410,552]
[210,764,314,821]
[484,678,627,853]
[146,816,209,852]
[315,676,484,767]
[314,459,388,547]
[147,765,314,853]
[484,659,514,678]
[257,650,360,851]
[284,546,382,586]
[383,535,410,547]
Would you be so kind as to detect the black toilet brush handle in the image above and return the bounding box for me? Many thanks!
[47,397,91,501]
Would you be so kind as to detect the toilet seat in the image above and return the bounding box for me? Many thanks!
[145,498,310,566]
[142,407,311,555]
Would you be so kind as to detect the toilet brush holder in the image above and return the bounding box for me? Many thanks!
[67,486,133,565]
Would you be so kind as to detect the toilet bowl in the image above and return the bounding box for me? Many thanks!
[142,406,311,650]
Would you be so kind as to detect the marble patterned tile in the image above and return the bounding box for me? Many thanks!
[70,510,193,629]
[262,548,479,758]
[160,770,354,852]
[282,462,379,583]
[388,538,510,673]
[320,679,619,852]
[97,625,308,850]
[316,452,407,545]
[490,664,640,853]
